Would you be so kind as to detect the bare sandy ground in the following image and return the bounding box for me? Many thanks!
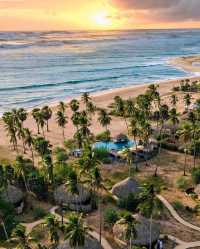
[0,75,200,161]
[170,55,200,73]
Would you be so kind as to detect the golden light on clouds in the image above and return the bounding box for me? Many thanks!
[0,0,200,30]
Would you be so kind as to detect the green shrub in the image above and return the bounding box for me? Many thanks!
[172,200,184,211]
[96,130,111,142]
[104,208,119,228]
[118,193,139,212]
[161,142,178,151]
[93,147,111,163]
[192,167,200,184]
[176,176,190,191]
[32,207,47,220]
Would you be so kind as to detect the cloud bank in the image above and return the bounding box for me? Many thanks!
[110,0,200,22]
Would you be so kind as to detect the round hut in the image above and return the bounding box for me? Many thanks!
[0,185,24,214]
[57,236,102,249]
[111,177,140,199]
[194,184,200,198]
[54,184,92,212]
[113,214,160,247]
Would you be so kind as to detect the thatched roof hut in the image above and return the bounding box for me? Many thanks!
[57,236,102,249]
[113,214,160,246]
[194,184,200,198]
[54,184,92,212]
[111,177,140,199]
[0,185,23,205]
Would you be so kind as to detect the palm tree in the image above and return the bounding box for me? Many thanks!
[70,99,80,113]
[33,136,52,160]
[184,93,191,112]
[41,106,52,132]
[86,101,96,119]
[32,108,41,134]
[37,111,46,137]
[78,111,91,142]
[129,118,139,170]
[81,92,91,106]
[169,108,180,139]
[56,111,67,142]
[170,94,178,108]
[58,101,66,113]
[139,183,162,249]
[11,224,33,249]
[71,111,80,132]
[124,214,137,249]
[98,108,111,132]
[17,108,28,128]
[89,165,105,245]
[121,148,134,175]
[15,155,29,192]
[64,212,89,249]
[188,112,199,168]
[23,128,35,165]
[0,211,9,240]
[113,96,128,132]
[2,112,18,151]
[177,123,192,175]
[44,214,60,246]
[17,124,26,154]
[43,153,54,185]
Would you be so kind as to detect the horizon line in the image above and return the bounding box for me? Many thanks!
[1,27,200,32]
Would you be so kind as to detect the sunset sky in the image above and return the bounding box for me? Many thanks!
[1,0,200,31]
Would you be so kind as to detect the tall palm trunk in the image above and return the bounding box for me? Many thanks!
[1,220,9,240]
[193,144,196,169]
[30,145,35,166]
[37,123,40,134]
[47,120,49,132]
[22,173,29,192]
[129,231,132,249]
[149,214,152,249]
[99,192,102,245]
[133,135,138,172]
[184,149,187,176]
[62,128,65,143]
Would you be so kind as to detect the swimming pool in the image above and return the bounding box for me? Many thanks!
[94,140,135,151]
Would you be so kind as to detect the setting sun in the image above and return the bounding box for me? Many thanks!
[92,11,112,27]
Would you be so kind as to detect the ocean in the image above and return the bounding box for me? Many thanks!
[0,29,200,114]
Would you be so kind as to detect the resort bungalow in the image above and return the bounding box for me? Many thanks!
[0,185,24,214]
[54,184,92,212]
[194,184,200,199]
[57,236,102,249]
[111,177,140,199]
[113,214,160,247]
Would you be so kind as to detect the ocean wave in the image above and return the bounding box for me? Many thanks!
[0,76,121,92]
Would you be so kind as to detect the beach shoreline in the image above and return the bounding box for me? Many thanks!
[1,74,200,158]
[170,55,200,73]
[48,74,200,111]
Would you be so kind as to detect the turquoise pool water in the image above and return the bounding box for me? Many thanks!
[94,140,135,151]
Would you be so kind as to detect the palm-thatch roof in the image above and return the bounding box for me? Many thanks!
[194,184,200,197]
[57,236,102,249]
[113,214,160,246]
[0,185,23,205]
[54,184,90,205]
[111,177,140,199]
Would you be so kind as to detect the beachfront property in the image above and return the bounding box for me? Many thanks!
[1,78,200,249]
[1,1,200,248]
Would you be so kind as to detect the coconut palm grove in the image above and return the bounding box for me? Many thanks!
[1,80,200,249]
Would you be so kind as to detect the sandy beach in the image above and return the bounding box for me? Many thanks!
[170,55,200,73]
[1,73,200,162]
